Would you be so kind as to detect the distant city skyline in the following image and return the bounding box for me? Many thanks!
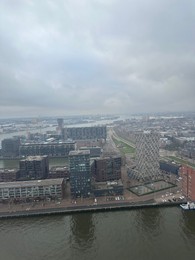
[0,0,195,118]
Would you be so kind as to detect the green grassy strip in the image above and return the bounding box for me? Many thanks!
[113,134,135,148]
[166,156,195,168]
[112,136,135,155]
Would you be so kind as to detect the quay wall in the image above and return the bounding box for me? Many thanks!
[0,201,184,219]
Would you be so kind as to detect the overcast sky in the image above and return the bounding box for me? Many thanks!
[0,0,195,118]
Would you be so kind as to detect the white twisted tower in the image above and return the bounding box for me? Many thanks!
[134,131,160,181]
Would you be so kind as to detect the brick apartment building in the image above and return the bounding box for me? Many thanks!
[91,156,122,182]
[19,155,49,180]
[181,165,195,201]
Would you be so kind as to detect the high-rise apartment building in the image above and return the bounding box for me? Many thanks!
[57,118,64,136]
[181,165,195,201]
[1,138,20,157]
[134,131,160,181]
[91,156,122,182]
[19,155,49,180]
[69,150,91,198]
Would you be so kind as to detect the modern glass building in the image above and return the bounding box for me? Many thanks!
[69,150,91,198]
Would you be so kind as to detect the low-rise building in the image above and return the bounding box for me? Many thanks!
[19,141,76,157]
[63,126,107,141]
[160,161,180,175]
[0,178,65,201]
[48,166,69,179]
[93,180,124,197]
[0,168,20,182]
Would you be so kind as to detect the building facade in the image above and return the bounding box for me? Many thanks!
[134,131,160,181]
[19,142,76,157]
[93,180,124,197]
[92,156,122,182]
[1,138,20,157]
[0,178,65,201]
[57,118,64,136]
[19,155,49,180]
[160,161,180,175]
[48,166,69,179]
[69,150,91,198]
[63,126,107,141]
[0,168,20,182]
[181,165,195,201]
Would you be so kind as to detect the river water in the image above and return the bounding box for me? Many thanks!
[0,207,195,260]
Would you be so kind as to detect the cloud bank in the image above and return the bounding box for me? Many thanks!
[0,0,195,117]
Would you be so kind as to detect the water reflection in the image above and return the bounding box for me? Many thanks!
[70,213,95,250]
[0,159,19,168]
[135,208,162,235]
[182,211,195,238]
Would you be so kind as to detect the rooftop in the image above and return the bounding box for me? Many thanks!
[0,178,64,188]
[94,179,123,190]
[50,166,69,171]
[69,150,90,156]
[0,168,19,173]
[21,155,48,161]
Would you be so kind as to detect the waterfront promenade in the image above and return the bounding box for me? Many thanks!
[0,174,185,219]
[0,197,185,219]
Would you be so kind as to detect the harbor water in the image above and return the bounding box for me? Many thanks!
[0,207,195,260]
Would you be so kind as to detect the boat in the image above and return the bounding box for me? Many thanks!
[180,202,195,210]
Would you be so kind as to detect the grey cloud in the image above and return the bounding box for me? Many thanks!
[0,0,195,117]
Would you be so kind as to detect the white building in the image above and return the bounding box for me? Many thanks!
[0,178,65,201]
[134,131,160,181]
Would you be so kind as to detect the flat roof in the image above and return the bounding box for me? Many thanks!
[50,166,69,171]
[0,168,19,173]
[0,178,64,189]
[95,155,121,161]
[21,141,76,146]
[20,156,48,161]
[94,179,123,189]
[69,150,90,156]
[80,146,101,149]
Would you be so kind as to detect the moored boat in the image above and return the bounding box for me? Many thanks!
[180,202,195,210]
